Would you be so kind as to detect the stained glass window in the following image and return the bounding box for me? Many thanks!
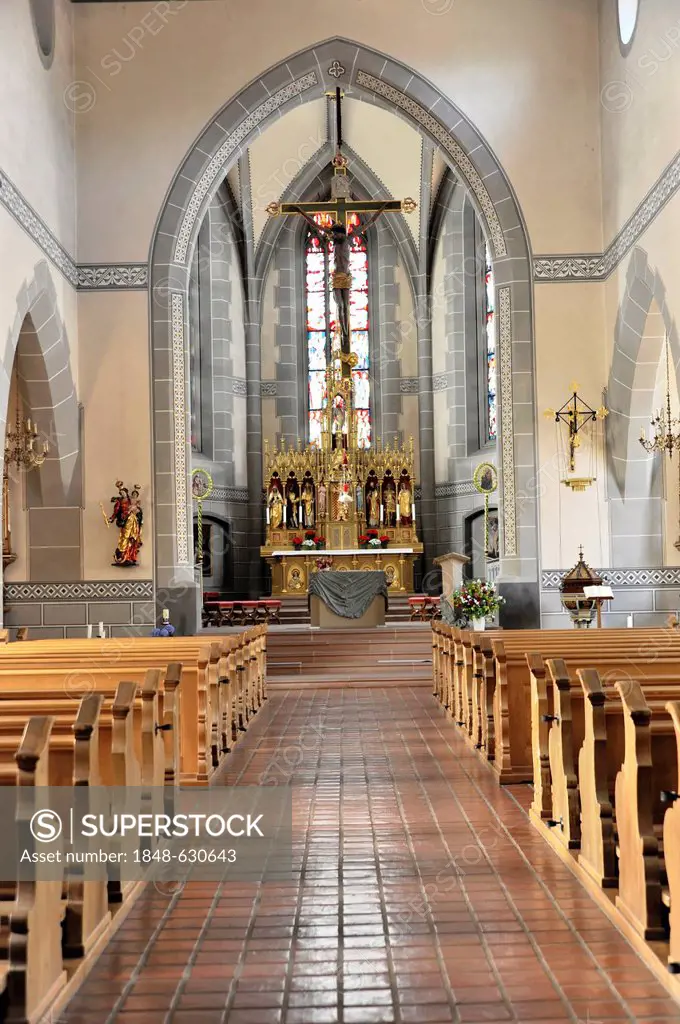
[305,213,372,447]
[485,242,497,443]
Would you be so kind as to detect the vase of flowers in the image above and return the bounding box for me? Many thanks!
[450,579,504,629]
[368,536,382,549]
[380,535,390,548]
[291,536,303,551]
[314,536,326,550]
[358,534,369,549]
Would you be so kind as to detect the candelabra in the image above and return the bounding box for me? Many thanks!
[4,407,48,471]
[3,404,48,567]
[639,336,680,549]
[639,336,680,458]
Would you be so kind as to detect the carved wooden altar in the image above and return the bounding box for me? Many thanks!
[260,369,422,595]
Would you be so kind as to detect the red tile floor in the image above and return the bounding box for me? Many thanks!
[60,688,678,1023]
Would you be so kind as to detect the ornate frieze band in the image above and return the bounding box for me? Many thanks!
[173,73,318,265]
[356,71,507,260]
[4,142,680,290]
[171,292,190,565]
[0,170,78,286]
[205,486,250,505]
[542,566,680,589]
[4,580,154,602]
[435,481,477,498]
[77,264,148,290]
[535,148,680,281]
[498,287,517,556]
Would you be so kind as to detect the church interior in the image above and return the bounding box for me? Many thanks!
[2,0,680,1021]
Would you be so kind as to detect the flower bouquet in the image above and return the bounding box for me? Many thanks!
[291,536,303,550]
[315,555,333,571]
[450,579,504,630]
[314,535,326,550]
[380,535,390,548]
[358,534,369,548]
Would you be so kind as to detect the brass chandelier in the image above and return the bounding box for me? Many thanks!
[639,335,680,458]
[4,403,48,471]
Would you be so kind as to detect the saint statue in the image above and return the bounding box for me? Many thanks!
[384,486,396,528]
[318,478,327,517]
[287,485,299,529]
[367,486,380,528]
[356,481,364,514]
[302,482,315,528]
[338,484,351,521]
[332,398,346,450]
[398,483,412,525]
[105,482,143,567]
[268,486,284,529]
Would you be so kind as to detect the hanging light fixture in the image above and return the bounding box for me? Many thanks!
[640,335,680,458]
[639,335,680,550]
[4,397,48,472]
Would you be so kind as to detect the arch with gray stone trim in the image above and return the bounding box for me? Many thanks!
[2,260,82,585]
[606,246,678,567]
[149,37,537,626]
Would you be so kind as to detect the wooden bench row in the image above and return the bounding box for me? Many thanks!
[431,622,680,981]
[0,626,268,786]
[0,625,268,1022]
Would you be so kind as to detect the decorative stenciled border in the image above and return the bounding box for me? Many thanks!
[534,148,680,281]
[356,70,507,259]
[77,264,148,290]
[0,170,78,287]
[4,580,154,602]
[399,377,419,394]
[261,381,278,396]
[205,486,250,504]
[435,481,477,498]
[498,287,516,556]
[173,73,318,265]
[232,378,247,396]
[171,292,190,565]
[432,373,449,392]
[542,567,680,589]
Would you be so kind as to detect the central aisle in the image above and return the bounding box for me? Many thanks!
[63,688,675,1023]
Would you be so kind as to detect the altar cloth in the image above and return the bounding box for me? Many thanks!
[309,570,388,620]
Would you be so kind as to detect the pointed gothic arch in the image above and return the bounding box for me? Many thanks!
[149,37,537,623]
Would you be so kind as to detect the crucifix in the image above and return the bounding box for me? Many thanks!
[266,87,417,381]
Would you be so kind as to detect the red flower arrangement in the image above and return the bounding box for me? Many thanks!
[380,535,390,547]
[291,536,303,549]
[358,534,369,547]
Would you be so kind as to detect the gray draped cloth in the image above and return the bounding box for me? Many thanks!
[309,570,388,619]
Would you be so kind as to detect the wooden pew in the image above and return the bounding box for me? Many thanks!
[0,717,67,1024]
[663,700,680,972]
[526,648,680,841]
[0,627,267,785]
[489,629,680,784]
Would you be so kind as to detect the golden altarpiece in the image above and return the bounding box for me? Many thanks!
[260,361,423,595]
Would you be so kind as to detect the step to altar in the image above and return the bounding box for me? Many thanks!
[266,623,433,689]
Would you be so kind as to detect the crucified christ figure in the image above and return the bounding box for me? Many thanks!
[292,204,391,362]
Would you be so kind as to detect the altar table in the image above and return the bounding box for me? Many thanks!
[263,547,418,595]
[309,570,387,629]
